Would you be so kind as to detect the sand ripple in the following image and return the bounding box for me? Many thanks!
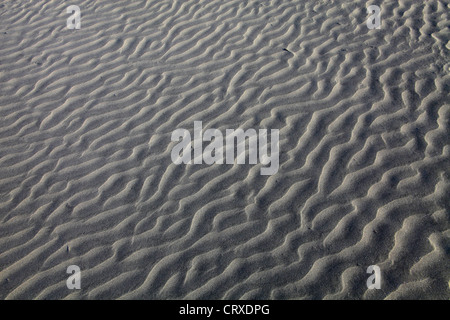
[0,0,448,299]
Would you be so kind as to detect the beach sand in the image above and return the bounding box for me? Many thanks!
[0,0,448,299]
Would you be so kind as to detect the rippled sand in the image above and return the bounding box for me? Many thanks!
[0,0,448,299]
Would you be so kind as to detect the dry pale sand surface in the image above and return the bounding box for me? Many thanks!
[0,0,449,300]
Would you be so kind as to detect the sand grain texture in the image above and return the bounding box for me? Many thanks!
[0,0,449,299]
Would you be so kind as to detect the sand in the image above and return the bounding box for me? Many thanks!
[0,0,448,300]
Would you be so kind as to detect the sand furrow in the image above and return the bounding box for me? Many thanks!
[0,0,448,300]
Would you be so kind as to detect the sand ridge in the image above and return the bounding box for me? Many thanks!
[0,0,448,299]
